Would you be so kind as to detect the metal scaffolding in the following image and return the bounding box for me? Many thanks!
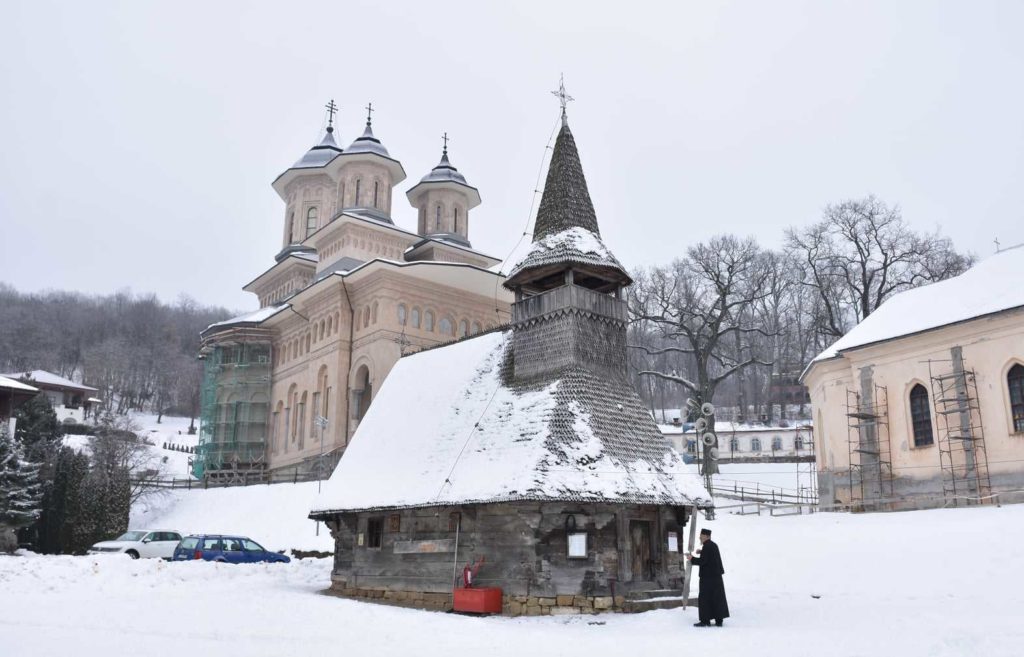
[846,385,893,511]
[928,354,992,507]
[193,337,272,482]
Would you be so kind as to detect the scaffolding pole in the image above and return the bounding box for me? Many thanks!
[928,351,992,507]
[846,385,893,511]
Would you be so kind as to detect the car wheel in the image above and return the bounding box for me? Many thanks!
[125,550,140,559]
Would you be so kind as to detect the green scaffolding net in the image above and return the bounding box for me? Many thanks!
[193,341,272,480]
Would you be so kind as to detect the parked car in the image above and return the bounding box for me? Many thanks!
[88,529,183,559]
[172,535,291,564]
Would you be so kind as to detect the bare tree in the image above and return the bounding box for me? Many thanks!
[628,235,776,472]
[786,195,973,340]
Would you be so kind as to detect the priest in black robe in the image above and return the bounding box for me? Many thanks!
[687,528,730,627]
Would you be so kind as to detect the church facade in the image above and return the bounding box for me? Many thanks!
[196,107,511,480]
[309,106,711,616]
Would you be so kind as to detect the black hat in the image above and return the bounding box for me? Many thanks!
[700,528,712,537]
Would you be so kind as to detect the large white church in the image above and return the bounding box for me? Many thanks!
[195,103,512,480]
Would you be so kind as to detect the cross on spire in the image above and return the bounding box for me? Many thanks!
[324,99,338,131]
[365,101,374,126]
[442,131,449,155]
[551,74,574,126]
[995,237,1002,253]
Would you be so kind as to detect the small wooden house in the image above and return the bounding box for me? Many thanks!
[310,113,711,615]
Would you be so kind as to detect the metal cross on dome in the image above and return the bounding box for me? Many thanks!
[551,74,574,124]
[324,99,338,129]
[442,131,449,155]
[365,101,374,125]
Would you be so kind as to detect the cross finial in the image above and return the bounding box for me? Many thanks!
[365,101,374,126]
[442,131,449,155]
[994,237,1002,253]
[324,99,338,131]
[551,73,574,127]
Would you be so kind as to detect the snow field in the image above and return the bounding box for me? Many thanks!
[4,503,1023,656]
[130,480,332,553]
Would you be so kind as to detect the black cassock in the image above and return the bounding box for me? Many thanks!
[691,539,730,623]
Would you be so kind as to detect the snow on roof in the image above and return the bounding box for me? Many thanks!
[0,374,38,393]
[0,370,96,392]
[810,245,1024,366]
[311,331,710,516]
[506,226,629,282]
[205,305,288,331]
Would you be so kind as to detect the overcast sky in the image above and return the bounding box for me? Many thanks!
[2,1,1022,311]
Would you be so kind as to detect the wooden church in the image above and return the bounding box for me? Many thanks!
[309,99,711,616]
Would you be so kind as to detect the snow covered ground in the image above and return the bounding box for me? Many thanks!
[131,480,331,552]
[131,412,198,479]
[4,504,1022,656]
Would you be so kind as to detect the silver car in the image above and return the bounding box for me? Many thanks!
[88,529,183,559]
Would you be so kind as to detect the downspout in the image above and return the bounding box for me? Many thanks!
[340,275,355,451]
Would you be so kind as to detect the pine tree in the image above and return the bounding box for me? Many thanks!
[12,394,62,463]
[0,426,43,551]
[36,446,89,554]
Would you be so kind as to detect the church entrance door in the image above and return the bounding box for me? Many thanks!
[629,520,652,581]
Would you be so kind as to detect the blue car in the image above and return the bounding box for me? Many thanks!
[173,535,291,564]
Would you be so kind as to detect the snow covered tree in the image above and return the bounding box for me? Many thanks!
[0,426,43,552]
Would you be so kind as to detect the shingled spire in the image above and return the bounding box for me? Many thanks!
[505,116,631,294]
[531,123,601,241]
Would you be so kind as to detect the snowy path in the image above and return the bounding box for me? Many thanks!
[3,505,1023,656]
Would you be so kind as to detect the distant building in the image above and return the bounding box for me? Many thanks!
[310,106,710,615]
[197,107,511,481]
[0,370,98,424]
[0,374,39,437]
[661,421,814,461]
[803,246,1024,511]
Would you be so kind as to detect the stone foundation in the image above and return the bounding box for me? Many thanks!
[327,582,628,616]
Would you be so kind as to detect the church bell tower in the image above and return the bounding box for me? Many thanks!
[503,79,633,383]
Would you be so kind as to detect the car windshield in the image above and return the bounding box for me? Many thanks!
[115,531,147,542]
[179,537,198,550]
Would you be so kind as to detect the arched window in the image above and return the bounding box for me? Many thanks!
[471,321,482,335]
[772,436,783,452]
[439,316,454,336]
[305,333,311,352]
[397,304,407,326]
[327,316,333,335]
[458,320,468,338]
[363,308,370,328]
[454,207,460,233]
[729,437,739,453]
[435,205,441,231]
[751,438,762,452]
[1008,364,1024,433]
[910,384,935,447]
[424,310,435,332]
[794,435,804,451]
[355,179,362,205]
[289,212,295,242]
[306,207,318,238]
[371,301,378,324]
[411,308,421,329]
[373,181,379,208]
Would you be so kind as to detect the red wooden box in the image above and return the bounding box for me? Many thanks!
[452,587,503,614]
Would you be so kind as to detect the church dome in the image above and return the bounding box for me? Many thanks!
[289,127,343,169]
[406,142,481,209]
[345,122,392,158]
[418,150,469,186]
